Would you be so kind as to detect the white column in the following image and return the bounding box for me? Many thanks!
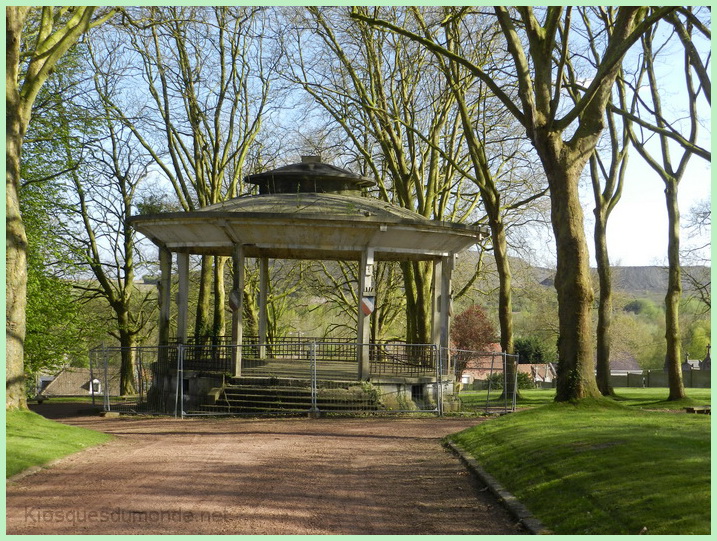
[357,248,374,380]
[230,244,246,377]
[158,246,172,348]
[176,252,190,344]
[258,257,269,359]
[439,254,455,374]
[431,258,443,349]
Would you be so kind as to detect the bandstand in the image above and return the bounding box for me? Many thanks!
[130,157,488,412]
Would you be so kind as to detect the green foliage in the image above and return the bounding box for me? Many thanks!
[623,298,660,318]
[134,192,182,214]
[449,399,710,534]
[685,321,710,360]
[514,336,554,364]
[24,260,86,375]
[6,410,112,478]
[484,371,535,390]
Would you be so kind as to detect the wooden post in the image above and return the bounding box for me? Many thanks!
[158,246,172,348]
[357,248,374,380]
[258,257,269,359]
[176,252,190,344]
[230,244,245,377]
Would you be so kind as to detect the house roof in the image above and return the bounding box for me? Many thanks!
[42,367,120,396]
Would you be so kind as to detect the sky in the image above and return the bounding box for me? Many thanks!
[588,156,711,268]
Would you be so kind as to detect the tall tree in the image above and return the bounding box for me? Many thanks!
[562,8,637,396]
[6,6,114,410]
[408,7,549,399]
[20,46,107,387]
[620,9,710,400]
[58,63,157,394]
[283,6,483,344]
[94,6,279,341]
[353,6,675,401]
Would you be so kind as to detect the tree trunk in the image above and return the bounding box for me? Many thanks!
[664,179,686,400]
[594,211,614,396]
[194,255,213,341]
[401,261,433,344]
[492,219,520,400]
[6,11,29,409]
[212,256,227,338]
[118,318,136,396]
[539,137,601,401]
[6,110,29,410]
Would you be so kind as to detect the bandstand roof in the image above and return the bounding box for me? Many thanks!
[130,159,488,261]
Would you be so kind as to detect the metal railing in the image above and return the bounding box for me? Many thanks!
[168,336,441,378]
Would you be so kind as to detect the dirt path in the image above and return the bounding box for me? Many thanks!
[7,407,524,535]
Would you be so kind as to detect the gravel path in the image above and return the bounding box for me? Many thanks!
[7,406,525,535]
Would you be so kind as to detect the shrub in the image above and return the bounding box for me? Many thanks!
[485,371,535,390]
[452,305,496,352]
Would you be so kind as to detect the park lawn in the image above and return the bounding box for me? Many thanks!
[449,398,710,535]
[458,387,712,411]
[6,409,112,478]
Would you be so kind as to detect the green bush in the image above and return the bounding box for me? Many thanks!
[484,371,535,389]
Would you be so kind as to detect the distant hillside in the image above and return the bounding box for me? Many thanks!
[457,251,710,299]
[542,265,710,298]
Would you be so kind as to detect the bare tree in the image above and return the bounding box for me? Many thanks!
[280,7,475,344]
[58,63,157,395]
[408,8,550,400]
[682,199,711,312]
[561,8,636,396]
[353,6,675,401]
[6,6,115,409]
[93,6,281,341]
[620,9,710,400]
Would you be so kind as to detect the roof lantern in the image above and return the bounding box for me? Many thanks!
[244,156,376,195]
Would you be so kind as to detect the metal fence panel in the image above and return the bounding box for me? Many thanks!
[447,348,518,415]
[96,341,444,417]
[93,346,176,415]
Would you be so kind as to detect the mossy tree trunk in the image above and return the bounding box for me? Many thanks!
[6,7,112,409]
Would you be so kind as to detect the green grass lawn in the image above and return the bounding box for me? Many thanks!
[6,410,112,478]
[458,386,712,411]
[449,392,711,535]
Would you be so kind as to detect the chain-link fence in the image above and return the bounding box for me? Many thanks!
[93,341,446,417]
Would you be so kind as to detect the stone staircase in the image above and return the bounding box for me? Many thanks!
[194,376,383,415]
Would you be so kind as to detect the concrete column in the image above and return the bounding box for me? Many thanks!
[258,257,269,359]
[431,258,443,349]
[176,252,190,344]
[158,246,172,348]
[230,244,246,377]
[439,254,455,374]
[357,248,374,380]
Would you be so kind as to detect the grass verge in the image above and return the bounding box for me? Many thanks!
[6,410,112,478]
[448,397,710,535]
